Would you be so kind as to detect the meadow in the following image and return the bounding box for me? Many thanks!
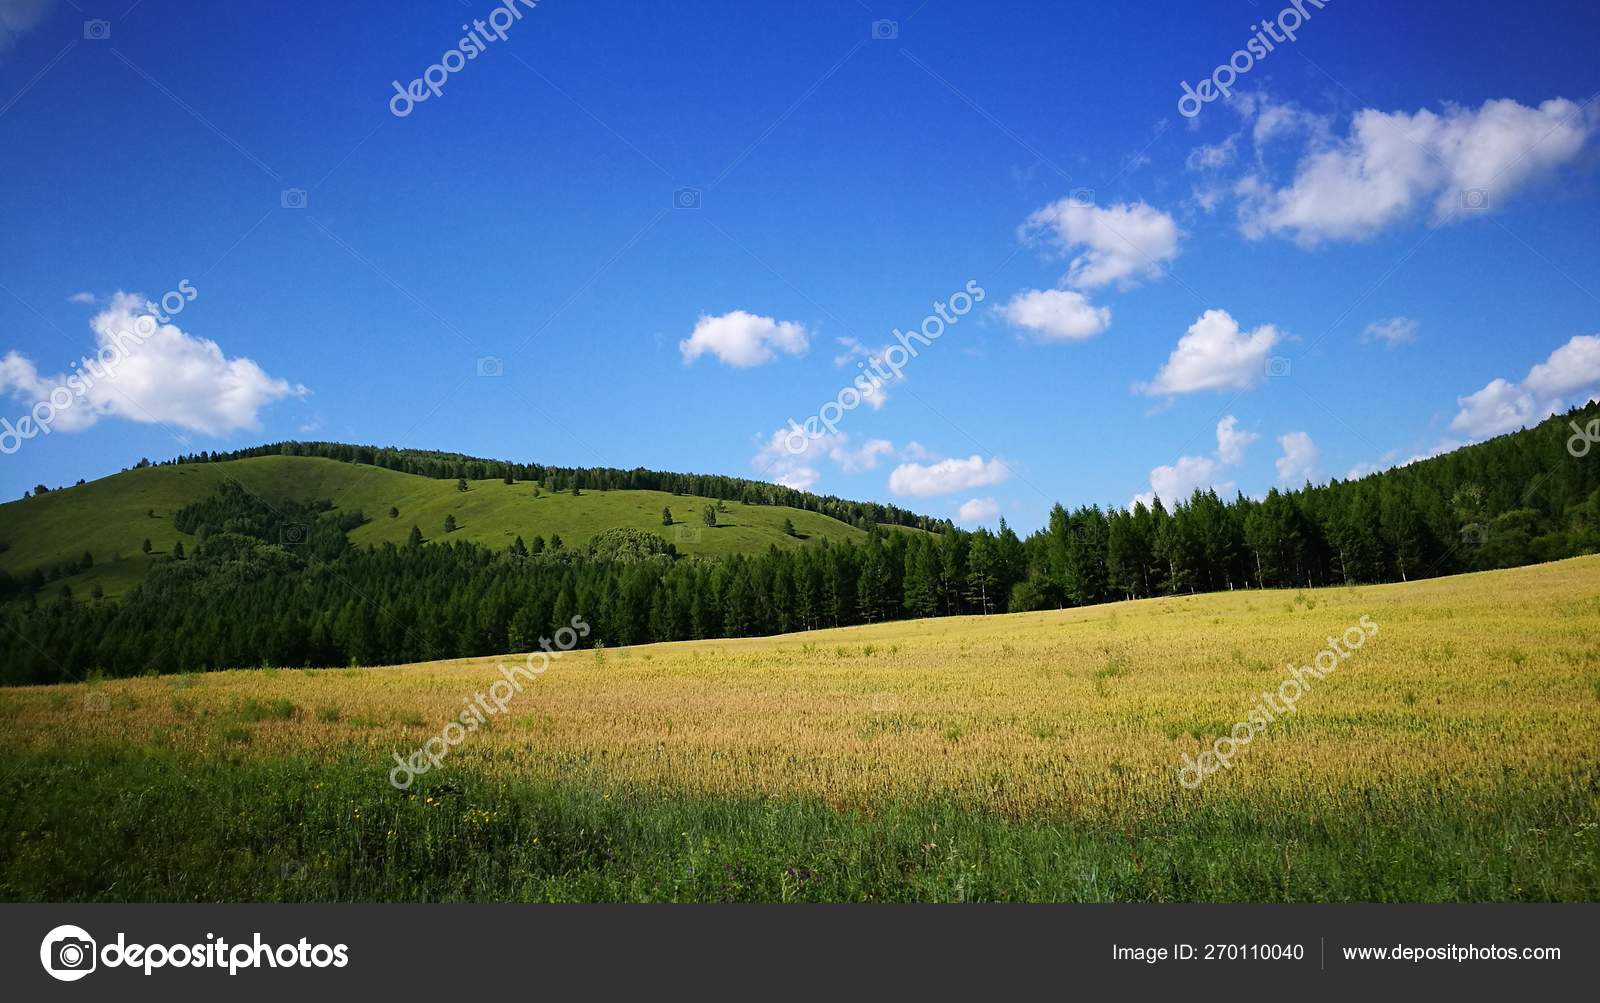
[0,454,871,597]
[1,557,1597,901]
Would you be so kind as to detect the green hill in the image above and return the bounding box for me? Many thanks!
[0,454,884,598]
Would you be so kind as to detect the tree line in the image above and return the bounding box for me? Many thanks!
[2,402,1596,684]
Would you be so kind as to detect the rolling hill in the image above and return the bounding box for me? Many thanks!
[0,453,895,598]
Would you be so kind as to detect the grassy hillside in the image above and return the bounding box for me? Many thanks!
[0,454,879,597]
[2,557,1596,901]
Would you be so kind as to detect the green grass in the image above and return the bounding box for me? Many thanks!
[1,748,1593,902]
[0,454,873,597]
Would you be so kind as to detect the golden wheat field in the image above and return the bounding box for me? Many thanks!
[5,556,1599,823]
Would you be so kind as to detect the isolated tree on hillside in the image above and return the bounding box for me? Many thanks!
[456,478,469,492]
[388,506,399,519]
[141,538,152,555]
[703,506,718,528]
[571,483,581,497]
[782,517,797,538]
[443,514,457,533]
[662,507,674,526]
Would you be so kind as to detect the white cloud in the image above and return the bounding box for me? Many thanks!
[899,440,935,462]
[1450,334,1600,438]
[1130,414,1253,509]
[1214,414,1259,465]
[0,291,306,437]
[1020,199,1181,290]
[1237,97,1595,244]
[999,288,1111,342]
[1450,378,1540,438]
[828,436,894,473]
[1185,134,1239,172]
[67,291,95,305]
[1275,431,1319,485]
[1139,309,1281,396]
[1523,334,1600,398]
[1363,316,1419,347]
[956,497,1000,524]
[889,455,1010,497]
[1132,455,1227,511]
[751,430,903,490]
[752,426,826,491]
[679,310,809,367]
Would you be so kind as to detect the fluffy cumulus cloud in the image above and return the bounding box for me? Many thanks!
[1275,431,1319,485]
[751,426,827,491]
[1019,199,1181,291]
[1131,415,1255,509]
[679,310,809,367]
[1363,316,1418,347]
[1214,414,1258,465]
[1451,334,1600,438]
[1139,309,1281,396]
[751,431,914,492]
[828,436,895,473]
[0,291,307,438]
[1236,96,1596,244]
[1523,334,1600,399]
[888,455,1010,498]
[999,288,1111,341]
[956,497,1001,524]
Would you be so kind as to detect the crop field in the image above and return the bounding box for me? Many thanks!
[2,557,1597,902]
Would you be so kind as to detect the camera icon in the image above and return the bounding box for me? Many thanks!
[83,20,111,40]
[40,925,97,981]
[476,356,503,377]
[1459,187,1490,210]
[280,188,308,209]
[673,186,702,210]
[673,524,703,545]
[1068,187,1096,208]
[1265,355,1291,378]
[1460,522,1488,545]
[281,524,308,546]
[870,18,898,40]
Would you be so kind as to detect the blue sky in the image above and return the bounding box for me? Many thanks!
[3,0,1599,532]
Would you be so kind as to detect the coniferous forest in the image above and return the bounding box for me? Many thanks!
[2,402,1597,685]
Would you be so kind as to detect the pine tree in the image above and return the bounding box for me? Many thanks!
[141,538,152,554]
[407,525,424,548]
[456,478,469,492]
[389,506,399,519]
[443,514,457,533]
[703,506,718,528]
[662,507,673,526]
